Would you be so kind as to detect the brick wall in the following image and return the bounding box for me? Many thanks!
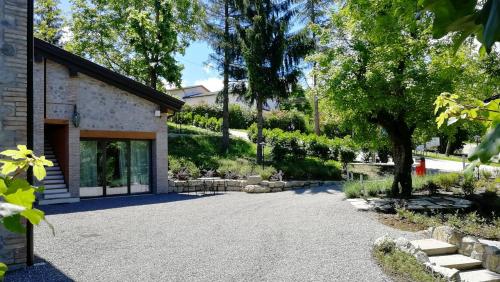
[0,0,28,269]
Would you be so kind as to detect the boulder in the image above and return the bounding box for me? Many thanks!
[481,240,500,273]
[243,185,270,193]
[432,226,463,246]
[424,262,460,281]
[460,236,479,256]
[269,181,286,188]
[395,237,416,255]
[414,250,430,263]
[247,175,263,185]
[260,181,270,187]
[271,188,282,193]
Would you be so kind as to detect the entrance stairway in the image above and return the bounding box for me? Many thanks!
[39,142,80,205]
[411,239,500,282]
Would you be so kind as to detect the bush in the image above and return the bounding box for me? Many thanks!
[343,178,393,198]
[275,158,342,180]
[264,110,309,133]
[462,173,476,196]
[340,148,356,165]
[422,181,440,195]
[229,104,255,129]
[217,158,276,180]
[433,173,460,191]
[169,157,200,179]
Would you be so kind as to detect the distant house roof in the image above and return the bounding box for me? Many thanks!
[34,38,184,112]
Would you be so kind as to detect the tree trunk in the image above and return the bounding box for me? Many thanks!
[256,97,264,164]
[445,139,452,156]
[314,88,320,135]
[389,127,413,198]
[221,0,230,153]
[149,67,157,90]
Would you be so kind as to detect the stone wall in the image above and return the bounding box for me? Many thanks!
[0,0,28,269]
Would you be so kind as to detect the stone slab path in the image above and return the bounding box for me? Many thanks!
[347,196,473,212]
[8,186,415,282]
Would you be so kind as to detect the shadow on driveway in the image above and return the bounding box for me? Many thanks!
[293,185,343,195]
[39,193,221,215]
[6,256,74,282]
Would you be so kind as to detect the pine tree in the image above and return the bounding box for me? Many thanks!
[204,0,246,152]
[34,0,64,46]
[235,0,312,163]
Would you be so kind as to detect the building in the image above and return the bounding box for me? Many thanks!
[167,85,278,111]
[32,39,184,204]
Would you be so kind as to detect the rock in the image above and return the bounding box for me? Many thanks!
[414,250,430,263]
[459,236,479,256]
[432,226,463,246]
[482,242,500,273]
[416,227,433,239]
[374,235,395,251]
[271,188,282,193]
[260,181,270,187]
[395,237,416,255]
[269,181,286,188]
[424,262,460,281]
[247,175,263,185]
[243,185,270,193]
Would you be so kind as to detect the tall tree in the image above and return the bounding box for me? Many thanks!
[235,0,311,163]
[314,0,454,198]
[294,0,330,135]
[68,0,202,90]
[34,0,64,46]
[204,0,246,152]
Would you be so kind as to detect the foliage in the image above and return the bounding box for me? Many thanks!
[235,0,313,163]
[0,145,54,277]
[264,110,310,133]
[68,0,202,89]
[34,0,64,46]
[343,178,393,198]
[422,181,440,196]
[169,157,200,179]
[175,104,255,130]
[462,173,476,196]
[435,93,500,166]
[433,173,460,191]
[396,209,500,240]
[422,0,500,53]
[312,0,453,198]
[217,158,276,180]
[274,158,341,180]
[373,245,442,282]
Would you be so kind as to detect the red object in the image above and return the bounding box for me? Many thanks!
[416,157,426,176]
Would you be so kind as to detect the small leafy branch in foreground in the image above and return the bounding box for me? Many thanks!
[435,93,500,167]
[0,145,53,278]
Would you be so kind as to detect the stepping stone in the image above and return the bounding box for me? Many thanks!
[411,239,457,256]
[429,254,482,270]
[459,269,500,282]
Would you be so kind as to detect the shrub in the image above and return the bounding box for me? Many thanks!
[344,181,363,198]
[264,110,309,133]
[462,173,476,196]
[169,157,200,179]
[229,104,255,129]
[340,148,356,165]
[276,158,342,180]
[433,173,460,191]
[422,181,440,195]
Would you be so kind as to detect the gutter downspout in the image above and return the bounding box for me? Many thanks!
[26,0,35,267]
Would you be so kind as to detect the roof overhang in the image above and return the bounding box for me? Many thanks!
[34,38,184,112]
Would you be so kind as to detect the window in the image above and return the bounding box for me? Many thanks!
[80,139,151,197]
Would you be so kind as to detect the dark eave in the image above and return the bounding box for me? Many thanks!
[34,38,184,112]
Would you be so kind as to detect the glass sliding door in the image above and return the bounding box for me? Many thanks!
[79,139,151,197]
[105,141,129,196]
[130,141,150,194]
[80,140,103,197]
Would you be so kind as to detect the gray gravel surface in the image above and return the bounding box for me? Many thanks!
[7,185,416,282]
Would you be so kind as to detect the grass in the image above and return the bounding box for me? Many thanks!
[373,244,443,282]
[344,178,393,198]
[395,209,500,240]
[168,122,220,136]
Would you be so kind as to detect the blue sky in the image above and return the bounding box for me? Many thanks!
[59,0,220,91]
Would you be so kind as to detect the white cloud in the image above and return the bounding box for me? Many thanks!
[194,77,223,92]
[203,63,215,74]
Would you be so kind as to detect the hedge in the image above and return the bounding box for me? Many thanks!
[248,123,357,163]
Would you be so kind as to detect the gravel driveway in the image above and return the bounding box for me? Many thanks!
[7,185,415,282]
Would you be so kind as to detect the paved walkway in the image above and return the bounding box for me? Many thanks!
[7,186,415,282]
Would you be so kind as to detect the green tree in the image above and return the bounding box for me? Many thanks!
[204,0,246,152]
[34,0,64,46]
[235,0,311,163]
[313,0,453,198]
[68,0,202,90]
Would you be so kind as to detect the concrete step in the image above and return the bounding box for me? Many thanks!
[429,254,482,270]
[459,269,500,282]
[38,197,80,205]
[44,175,64,180]
[44,184,67,189]
[411,239,458,256]
[43,179,65,185]
[46,170,63,176]
[46,166,61,171]
[43,192,71,199]
[45,154,56,159]
[43,188,68,194]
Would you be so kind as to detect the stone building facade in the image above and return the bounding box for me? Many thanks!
[0,0,28,270]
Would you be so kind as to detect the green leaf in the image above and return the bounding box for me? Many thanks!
[0,262,7,279]
[2,214,26,234]
[20,209,45,225]
[469,124,500,163]
[0,161,19,176]
[0,179,6,194]
[33,165,46,181]
[5,178,31,194]
[4,188,36,209]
